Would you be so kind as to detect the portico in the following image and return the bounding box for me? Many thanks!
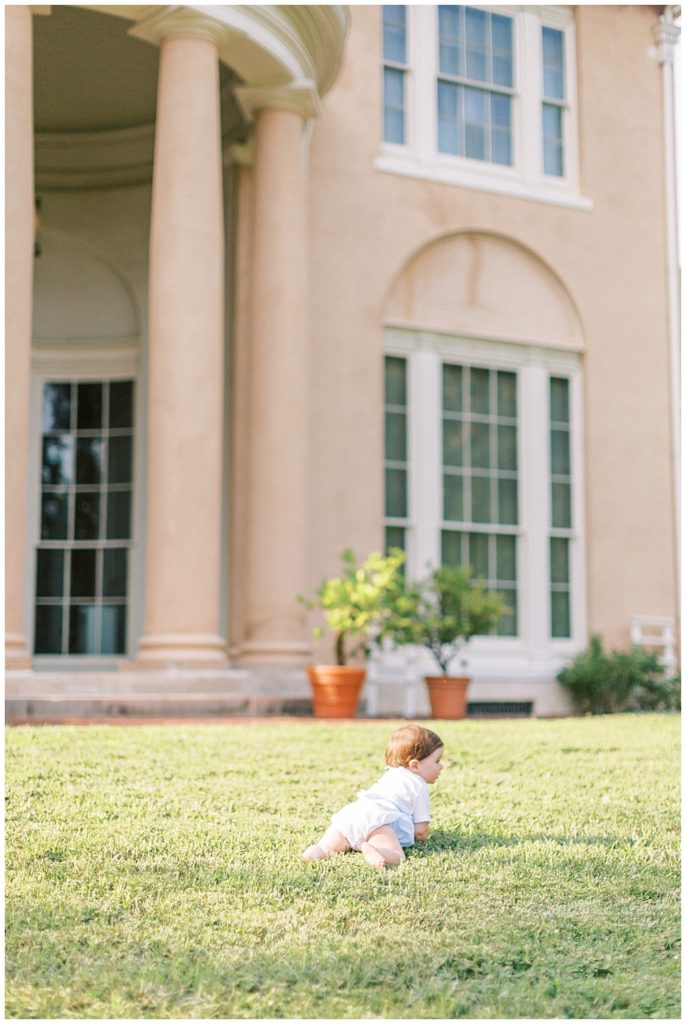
[5,5,349,676]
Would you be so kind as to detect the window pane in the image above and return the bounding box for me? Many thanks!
[440,42,461,76]
[441,529,463,567]
[438,118,460,155]
[468,532,489,577]
[471,476,491,522]
[438,80,459,117]
[444,474,464,521]
[497,371,517,417]
[498,478,518,524]
[101,605,126,655]
[544,141,564,177]
[109,381,134,429]
[496,534,516,581]
[34,605,63,654]
[385,468,407,518]
[384,66,405,107]
[491,93,511,128]
[77,383,103,430]
[543,103,562,140]
[550,377,570,423]
[42,435,74,486]
[43,383,71,432]
[385,356,407,406]
[76,437,103,485]
[70,548,97,598]
[491,15,513,87]
[443,419,464,467]
[498,588,517,636]
[542,27,565,100]
[385,526,406,554]
[442,364,463,412]
[469,368,490,414]
[384,107,405,147]
[497,425,517,471]
[103,548,128,598]
[107,490,132,540]
[492,130,512,167]
[550,537,569,584]
[466,8,487,81]
[550,428,570,476]
[492,54,512,88]
[383,5,406,63]
[41,491,68,540]
[385,412,407,462]
[551,591,571,638]
[470,421,491,469]
[75,492,100,540]
[36,549,65,598]
[551,482,572,528]
[69,604,97,654]
[465,122,486,160]
[108,435,133,485]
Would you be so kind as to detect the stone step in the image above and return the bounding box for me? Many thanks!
[6,693,314,723]
[4,670,257,698]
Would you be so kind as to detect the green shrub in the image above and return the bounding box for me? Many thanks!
[557,634,672,715]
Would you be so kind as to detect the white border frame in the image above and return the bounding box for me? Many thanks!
[384,326,587,681]
[27,340,144,671]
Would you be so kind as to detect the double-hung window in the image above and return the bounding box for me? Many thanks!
[377,6,585,207]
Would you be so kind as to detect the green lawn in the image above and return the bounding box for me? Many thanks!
[5,714,680,1019]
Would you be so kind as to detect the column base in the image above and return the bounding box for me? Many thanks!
[128,633,229,669]
[236,640,312,667]
[5,632,32,669]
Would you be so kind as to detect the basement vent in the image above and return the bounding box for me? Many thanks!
[467,701,533,718]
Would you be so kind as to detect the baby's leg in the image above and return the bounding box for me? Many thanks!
[361,825,405,869]
[303,826,349,861]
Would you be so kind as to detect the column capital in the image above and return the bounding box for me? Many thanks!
[128,5,226,48]
[235,80,322,122]
[651,10,680,65]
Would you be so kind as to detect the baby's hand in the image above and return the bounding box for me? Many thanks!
[414,823,429,842]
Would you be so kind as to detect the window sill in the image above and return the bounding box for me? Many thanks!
[374,151,593,212]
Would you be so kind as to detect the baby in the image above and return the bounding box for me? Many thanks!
[303,723,444,869]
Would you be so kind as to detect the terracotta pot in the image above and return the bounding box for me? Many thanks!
[425,675,471,719]
[307,665,366,718]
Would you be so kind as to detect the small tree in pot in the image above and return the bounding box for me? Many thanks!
[298,547,407,717]
[388,565,506,719]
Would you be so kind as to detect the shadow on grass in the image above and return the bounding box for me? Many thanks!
[414,829,635,855]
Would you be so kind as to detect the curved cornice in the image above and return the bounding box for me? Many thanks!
[82,5,349,96]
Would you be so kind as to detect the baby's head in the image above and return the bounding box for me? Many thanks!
[385,724,444,783]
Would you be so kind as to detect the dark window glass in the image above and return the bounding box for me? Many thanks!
[101,605,126,655]
[69,605,97,654]
[70,549,97,598]
[109,382,134,429]
[77,383,103,430]
[35,549,65,598]
[107,491,132,539]
[42,436,74,486]
[41,491,69,540]
[76,437,103,485]
[75,493,100,540]
[43,383,71,432]
[103,549,127,598]
[108,435,133,485]
[34,606,63,654]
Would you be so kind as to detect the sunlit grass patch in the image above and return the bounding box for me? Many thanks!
[5,714,680,1018]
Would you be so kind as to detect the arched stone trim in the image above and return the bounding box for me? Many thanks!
[384,230,585,352]
[33,226,142,341]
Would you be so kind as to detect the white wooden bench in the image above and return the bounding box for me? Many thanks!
[630,616,677,676]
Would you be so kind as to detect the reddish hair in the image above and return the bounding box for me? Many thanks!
[385,724,444,767]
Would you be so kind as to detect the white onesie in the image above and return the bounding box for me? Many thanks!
[330,765,430,850]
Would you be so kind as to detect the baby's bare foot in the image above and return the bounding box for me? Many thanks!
[361,842,387,869]
[303,844,332,861]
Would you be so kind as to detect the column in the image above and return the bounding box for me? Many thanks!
[5,6,34,668]
[235,85,319,666]
[134,28,227,666]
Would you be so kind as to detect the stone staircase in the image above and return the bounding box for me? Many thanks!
[5,667,315,723]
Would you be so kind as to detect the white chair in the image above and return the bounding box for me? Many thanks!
[364,643,423,718]
[630,616,677,676]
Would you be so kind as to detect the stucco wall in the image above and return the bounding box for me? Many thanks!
[306,4,676,659]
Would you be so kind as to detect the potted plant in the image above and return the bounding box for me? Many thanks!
[298,547,407,717]
[388,565,506,719]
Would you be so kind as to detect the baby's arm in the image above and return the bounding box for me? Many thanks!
[414,821,429,841]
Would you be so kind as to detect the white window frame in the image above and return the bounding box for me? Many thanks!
[376,4,590,211]
[27,340,144,670]
[384,327,587,681]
